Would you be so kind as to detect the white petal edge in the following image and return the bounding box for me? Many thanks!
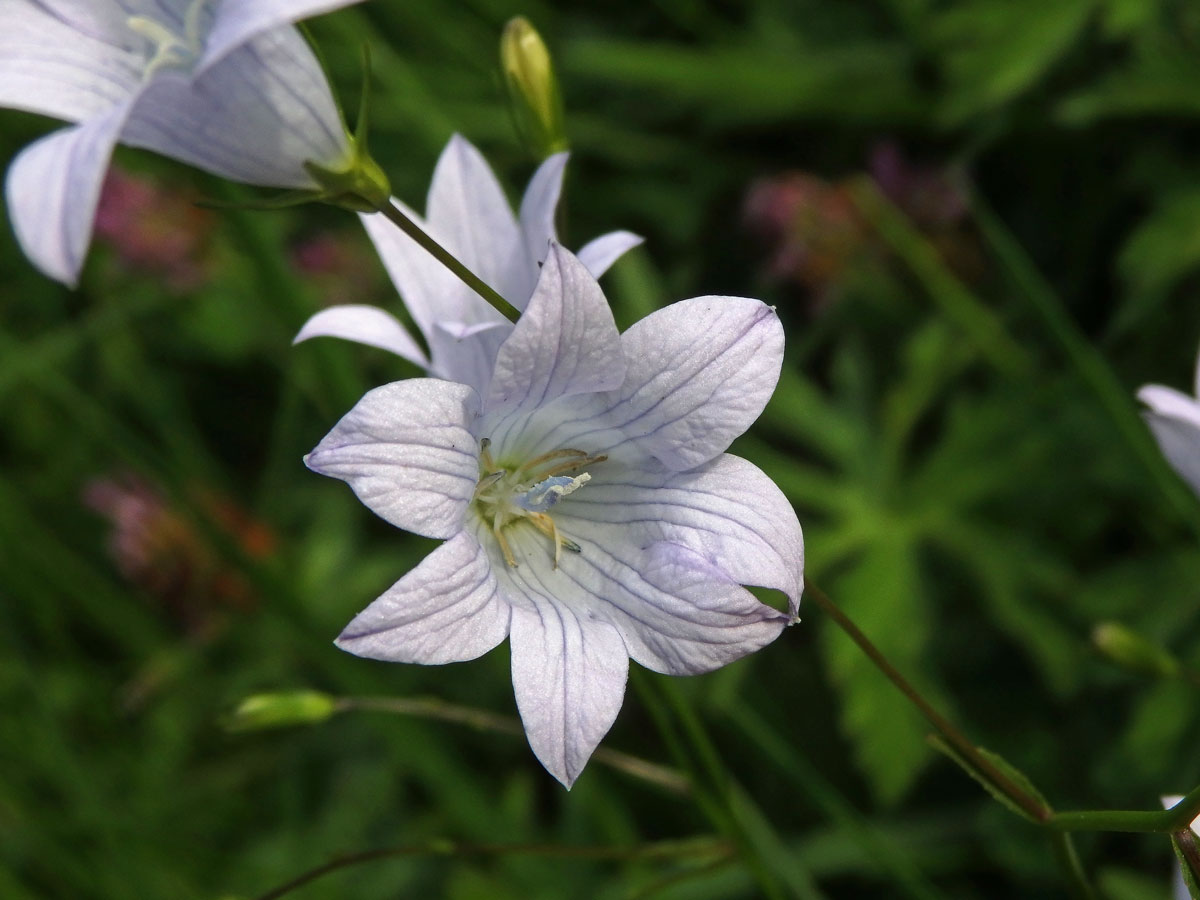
[304,379,480,539]
[294,304,429,367]
[5,101,133,285]
[198,0,365,73]
[602,296,784,471]
[335,531,510,664]
[577,230,644,279]
[1143,411,1200,498]
[486,243,624,416]
[509,594,629,788]
[1138,384,1200,430]
[427,134,522,302]
[514,151,567,297]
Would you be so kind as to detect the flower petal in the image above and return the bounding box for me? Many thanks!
[305,379,480,539]
[427,134,522,303]
[486,243,624,416]
[5,101,133,285]
[512,510,790,676]
[567,453,803,618]
[0,1,139,122]
[602,296,784,471]
[1142,410,1200,497]
[335,531,510,664]
[576,230,643,279]
[359,202,511,396]
[513,150,566,298]
[1138,384,1200,430]
[294,304,428,367]
[508,587,628,788]
[120,28,347,189]
[198,0,365,73]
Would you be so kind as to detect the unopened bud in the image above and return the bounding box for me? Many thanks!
[225,690,338,732]
[1092,622,1180,679]
[501,17,567,159]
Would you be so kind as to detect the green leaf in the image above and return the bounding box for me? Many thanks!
[927,736,1052,823]
[1111,188,1200,338]
[929,0,1094,122]
[821,531,946,804]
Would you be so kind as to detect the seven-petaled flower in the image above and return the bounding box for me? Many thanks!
[0,0,366,285]
[295,134,642,396]
[305,243,804,787]
[1138,342,1200,498]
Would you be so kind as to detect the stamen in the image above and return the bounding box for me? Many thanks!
[516,447,588,478]
[494,518,518,568]
[479,437,496,472]
[537,453,607,479]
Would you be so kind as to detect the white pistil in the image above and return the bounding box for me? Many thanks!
[127,0,209,79]
[474,439,603,569]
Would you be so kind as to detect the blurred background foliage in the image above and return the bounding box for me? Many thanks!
[3,0,1200,897]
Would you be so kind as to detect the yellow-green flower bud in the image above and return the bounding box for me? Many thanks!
[501,17,568,159]
[225,690,339,731]
[1091,622,1180,679]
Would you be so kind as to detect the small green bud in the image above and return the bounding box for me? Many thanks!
[1092,621,1180,679]
[501,17,568,159]
[225,690,339,732]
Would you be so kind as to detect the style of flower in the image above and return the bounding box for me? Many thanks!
[295,134,642,397]
[305,243,804,787]
[1138,346,1200,497]
[1,0,367,285]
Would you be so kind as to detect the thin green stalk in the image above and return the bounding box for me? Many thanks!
[376,201,520,322]
[1049,832,1097,900]
[727,705,948,900]
[970,192,1200,539]
[1048,781,1200,833]
[252,836,732,900]
[805,577,1052,824]
[633,671,823,900]
[339,694,688,794]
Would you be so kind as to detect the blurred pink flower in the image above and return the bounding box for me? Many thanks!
[93,166,214,289]
[84,472,274,632]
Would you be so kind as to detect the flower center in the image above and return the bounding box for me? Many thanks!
[127,0,210,79]
[472,438,605,568]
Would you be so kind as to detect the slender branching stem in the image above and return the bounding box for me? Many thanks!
[377,201,520,322]
[805,576,1052,822]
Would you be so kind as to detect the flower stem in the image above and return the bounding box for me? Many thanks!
[1048,832,1097,900]
[252,836,732,900]
[338,694,687,794]
[1047,780,1200,833]
[376,201,520,323]
[804,577,1051,824]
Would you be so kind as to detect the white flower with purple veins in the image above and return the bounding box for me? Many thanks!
[0,0,364,284]
[1138,345,1200,497]
[295,134,642,398]
[305,243,804,787]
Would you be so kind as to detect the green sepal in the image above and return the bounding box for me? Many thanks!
[302,42,390,212]
[1173,829,1200,900]
[928,735,1053,823]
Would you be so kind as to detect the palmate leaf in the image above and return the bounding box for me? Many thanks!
[821,529,950,805]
